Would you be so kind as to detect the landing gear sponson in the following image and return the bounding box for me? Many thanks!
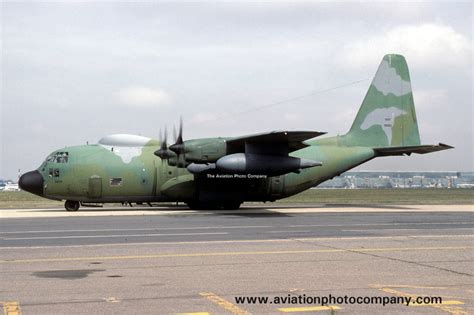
[63,200,241,211]
[186,200,242,210]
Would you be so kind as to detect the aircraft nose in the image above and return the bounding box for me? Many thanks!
[19,170,44,196]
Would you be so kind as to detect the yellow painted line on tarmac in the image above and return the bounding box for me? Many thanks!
[1,301,21,315]
[411,300,464,306]
[371,284,472,298]
[103,297,120,303]
[200,292,250,315]
[1,246,472,264]
[374,286,468,315]
[372,284,448,289]
[178,312,211,315]
[279,306,340,312]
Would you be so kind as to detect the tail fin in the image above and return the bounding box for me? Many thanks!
[346,54,421,147]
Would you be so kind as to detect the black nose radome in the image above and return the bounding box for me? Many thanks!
[19,170,44,196]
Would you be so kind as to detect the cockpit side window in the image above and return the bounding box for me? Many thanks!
[46,152,69,163]
[48,168,60,177]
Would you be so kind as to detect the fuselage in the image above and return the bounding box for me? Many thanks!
[17,54,451,211]
[20,134,375,205]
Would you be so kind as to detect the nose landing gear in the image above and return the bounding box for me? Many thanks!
[65,200,80,211]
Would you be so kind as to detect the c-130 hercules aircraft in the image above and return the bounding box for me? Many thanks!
[19,54,452,211]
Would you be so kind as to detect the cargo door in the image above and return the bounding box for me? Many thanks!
[88,175,102,198]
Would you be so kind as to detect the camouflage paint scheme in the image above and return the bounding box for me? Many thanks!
[21,55,451,209]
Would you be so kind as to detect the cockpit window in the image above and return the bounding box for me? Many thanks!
[49,168,60,177]
[46,152,69,163]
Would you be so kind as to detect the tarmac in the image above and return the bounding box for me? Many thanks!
[0,204,473,314]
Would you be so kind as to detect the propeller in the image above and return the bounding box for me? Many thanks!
[154,127,173,160]
[169,117,186,167]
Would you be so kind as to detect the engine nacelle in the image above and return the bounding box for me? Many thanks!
[215,153,321,176]
[182,138,227,163]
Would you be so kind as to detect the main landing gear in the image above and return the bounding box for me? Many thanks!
[186,200,242,210]
[65,200,80,211]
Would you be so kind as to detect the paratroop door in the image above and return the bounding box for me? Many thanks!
[88,176,102,198]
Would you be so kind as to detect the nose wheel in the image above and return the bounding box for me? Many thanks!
[65,200,80,211]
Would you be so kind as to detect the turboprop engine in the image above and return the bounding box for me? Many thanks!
[187,153,321,176]
[157,121,324,176]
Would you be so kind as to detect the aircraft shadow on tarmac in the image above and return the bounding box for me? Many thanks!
[265,204,417,210]
[19,203,417,215]
[21,206,293,217]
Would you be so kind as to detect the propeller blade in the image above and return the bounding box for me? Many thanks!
[163,126,168,149]
[177,116,183,144]
[169,117,186,167]
[155,126,173,160]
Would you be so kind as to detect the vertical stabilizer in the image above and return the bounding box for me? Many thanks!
[347,54,421,147]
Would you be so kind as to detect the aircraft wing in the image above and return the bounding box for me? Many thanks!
[226,131,326,155]
[373,143,453,156]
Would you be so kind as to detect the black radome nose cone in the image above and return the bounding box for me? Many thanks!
[19,170,44,196]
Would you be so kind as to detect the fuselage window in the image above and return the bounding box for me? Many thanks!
[110,178,122,186]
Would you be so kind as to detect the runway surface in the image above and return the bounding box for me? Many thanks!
[1,204,473,314]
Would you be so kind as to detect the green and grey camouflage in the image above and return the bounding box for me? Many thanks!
[19,54,452,211]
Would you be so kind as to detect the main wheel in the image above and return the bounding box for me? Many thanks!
[186,200,242,210]
[222,201,242,210]
[186,201,222,210]
[186,200,220,210]
[186,200,202,210]
[65,200,80,211]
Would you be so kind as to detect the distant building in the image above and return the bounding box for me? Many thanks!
[317,172,474,189]
[2,182,20,191]
[0,179,20,191]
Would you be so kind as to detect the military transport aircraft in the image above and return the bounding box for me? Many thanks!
[19,54,452,211]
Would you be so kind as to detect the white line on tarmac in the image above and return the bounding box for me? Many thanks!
[2,232,228,240]
[1,204,472,218]
[0,225,272,234]
[1,222,472,235]
[344,228,474,232]
[265,230,312,233]
[0,234,472,249]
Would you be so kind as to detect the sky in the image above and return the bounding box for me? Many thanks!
[1,1,472,180]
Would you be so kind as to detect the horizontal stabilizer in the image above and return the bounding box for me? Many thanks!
[374,143,453,156]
